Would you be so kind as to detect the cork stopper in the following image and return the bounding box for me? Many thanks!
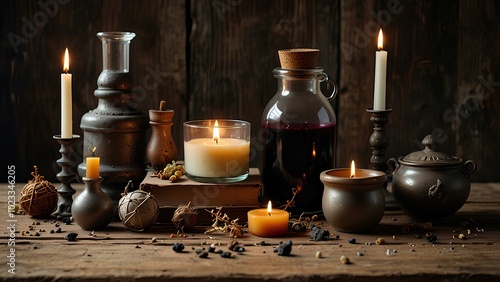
[159,100,167,111]
[150,100,174,123]
[278,48,320,69]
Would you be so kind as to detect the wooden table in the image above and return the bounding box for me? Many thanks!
[1,183,499,281]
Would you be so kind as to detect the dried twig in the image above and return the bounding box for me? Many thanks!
[280,187,298,211]
[204,207,244,238]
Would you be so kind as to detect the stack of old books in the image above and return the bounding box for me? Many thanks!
[139,168,261,225]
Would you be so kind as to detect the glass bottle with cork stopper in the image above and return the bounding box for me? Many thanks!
[260,48,338,215]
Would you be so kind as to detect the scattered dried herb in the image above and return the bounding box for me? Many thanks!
[205,207,244,238]
[310,226,330,241]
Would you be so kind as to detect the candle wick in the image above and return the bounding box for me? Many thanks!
[268,213,271,217]
[90,146,96,157]
[214,138,219,145]
[350,175,355,179]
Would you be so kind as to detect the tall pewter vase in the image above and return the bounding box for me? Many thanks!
[78,32,148,206]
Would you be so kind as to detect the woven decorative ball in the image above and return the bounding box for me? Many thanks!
[118,189,159,231]
[19,166,58,218]
[171,202,198,232]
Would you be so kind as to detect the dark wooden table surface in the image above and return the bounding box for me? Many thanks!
[1,182,499,281]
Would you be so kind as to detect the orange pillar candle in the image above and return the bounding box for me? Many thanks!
[247,201,289,237]
[86,148,100,178]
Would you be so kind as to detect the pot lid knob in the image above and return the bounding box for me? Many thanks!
[402,134,462,165]
[422,134,434,152]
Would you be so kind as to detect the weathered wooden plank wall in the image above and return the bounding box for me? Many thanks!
[1,0,187,181]
[189,0,340,167]
[1,0,499,183]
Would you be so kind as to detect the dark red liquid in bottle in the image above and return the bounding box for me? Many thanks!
[261,122,336,215]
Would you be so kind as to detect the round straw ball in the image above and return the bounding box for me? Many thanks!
[278,48,320,69]
[118,190,159,231]
[19,181,58,218]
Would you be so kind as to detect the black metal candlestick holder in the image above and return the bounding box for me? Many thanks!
[366,109,392,170]
[366,108,398,210]
[52,134,80,218]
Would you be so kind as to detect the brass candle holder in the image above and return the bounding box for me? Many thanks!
[366,108,398,210]
[52,134,80,218]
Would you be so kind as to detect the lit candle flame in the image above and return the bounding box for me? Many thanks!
[267,201,272,216]
[312,142,316,158]
[63,48,69,73]
[350,160,356,178]
[91,146,97,157]
[213,120,220,145]
[377,29,384,50]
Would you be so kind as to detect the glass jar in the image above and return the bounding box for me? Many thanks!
[261,67,337,215]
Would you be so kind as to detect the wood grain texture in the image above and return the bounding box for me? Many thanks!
[1,182,499,281]
[455,0,500,182]
[338,0,377,169]
[189,0,340,168]
[2,0,186,181]
[1,0,499,182]
[387,0,461,170]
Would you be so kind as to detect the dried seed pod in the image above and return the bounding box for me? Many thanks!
[171,202,198,232]
[340,255,350,264]
[198,251,209,258]
[227,239,239,251]
[172,243,185,253]
[64,232,78,242]
[426,232,437,243]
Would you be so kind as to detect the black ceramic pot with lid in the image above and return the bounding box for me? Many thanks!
[388,135,476,222]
